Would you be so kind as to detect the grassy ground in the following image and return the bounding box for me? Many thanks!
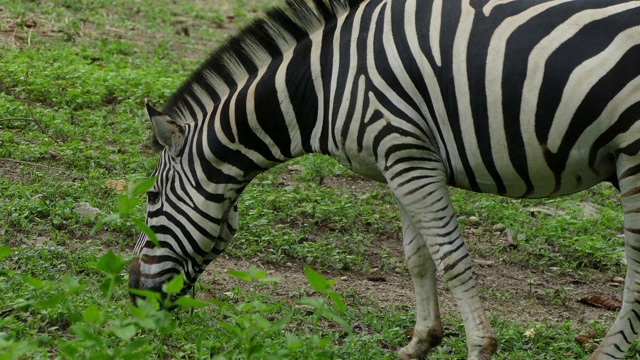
[0,0,636,359]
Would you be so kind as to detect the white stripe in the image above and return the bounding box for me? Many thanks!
[429,0,443,67]
[452,0,496,193]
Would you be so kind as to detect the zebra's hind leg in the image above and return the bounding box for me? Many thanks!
[385,163,497,360]
[589,154,640,360]
[397,202,443,360]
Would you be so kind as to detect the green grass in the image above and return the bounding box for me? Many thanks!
[0,0,633,358]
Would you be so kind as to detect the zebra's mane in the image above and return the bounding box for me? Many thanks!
[161,0,359,123]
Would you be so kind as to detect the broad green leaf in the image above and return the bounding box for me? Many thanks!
[162,274,184,295]
[128,288,162,302]
[117,193,131,217]
[297,297,324,309]
[35,293,65,309]
[94,250,125,276]
[173,296,207,308]
[109,324,137,341]
[226,269,252,282]
[61,275,83,293]
[21,274,46,289]
[247,266,267,280]
[129,177,157,198]
[83,304,103,324]
[91,213,120,234]
[271,312,292,330]
[100,277,114,297]
[328,292,346,314]
[208,298,234,310]
[326,312,350,333]
[303,265,334,294]
[0,246,13,260]
[131,219,159,248]
[285,333,303,351]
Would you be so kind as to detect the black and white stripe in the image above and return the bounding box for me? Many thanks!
[129,0,640,358]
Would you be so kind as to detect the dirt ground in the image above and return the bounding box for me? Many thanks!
[196,171,622,343]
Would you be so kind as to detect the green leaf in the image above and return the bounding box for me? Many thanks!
[285,333,303,351]
[83,304,103,324]
[21,274,46,289]
[100,277,114,297]
[226,269,252,282]
[129,177,157,198]
[328,292,346,314]
[117,193,131,217]
[94,250,125,276]
[219,321,242,337]
[162,274,184,295]
[303,266,334,294]
[0,246,13,260]
[252,314,272,330]
[173,296,207,308]
[91,213,120,234]
[247,266,267,280]
[129,288,162,302]
[109,324,137,341]
[61,275,84,293]
[297,297,324,309]
[270,311,292,331]
[131,219,160,248]
[35,293,66,309]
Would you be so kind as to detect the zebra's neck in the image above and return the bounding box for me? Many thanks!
[158,1,363,177]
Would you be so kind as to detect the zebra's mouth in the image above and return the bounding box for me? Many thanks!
[128,257,143,305]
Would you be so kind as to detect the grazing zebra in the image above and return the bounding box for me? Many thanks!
[128,0,640,358]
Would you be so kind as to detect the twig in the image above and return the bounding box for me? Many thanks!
[0,158,63,170]
[0,116,61,143]
[0,72,61,143]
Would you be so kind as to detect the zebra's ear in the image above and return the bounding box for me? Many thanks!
[146,101,185,156]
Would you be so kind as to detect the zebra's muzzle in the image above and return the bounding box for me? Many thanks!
[128,257,143,305]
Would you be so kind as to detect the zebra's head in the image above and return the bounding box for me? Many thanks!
[128,102,239,305]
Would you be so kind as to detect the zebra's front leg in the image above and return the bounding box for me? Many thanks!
[385,163,497,360]
[589,155,640,359]
[397,202,443,360]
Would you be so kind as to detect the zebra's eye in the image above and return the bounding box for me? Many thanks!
[147,191,160,205]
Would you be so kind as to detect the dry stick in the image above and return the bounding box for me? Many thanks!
[0,158,63,170]
[0,116,61,143]
[0,71,62,143]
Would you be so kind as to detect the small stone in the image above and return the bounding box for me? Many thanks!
[72,202,101,217]
[467,216,480,225]
[340,276,348,281]
[492,224,506,232]
[612,277,624,284]
[473,259,495,267]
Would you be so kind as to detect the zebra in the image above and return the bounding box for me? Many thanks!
[128,0,640,358]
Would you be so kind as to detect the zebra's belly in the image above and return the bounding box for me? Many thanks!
[452,154,617,199]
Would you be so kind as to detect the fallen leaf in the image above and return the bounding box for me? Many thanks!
[575,329,599,351]
[48,150,63,161]
[105,179,128,194]
[578,295,621,311]
[405,328,414,343]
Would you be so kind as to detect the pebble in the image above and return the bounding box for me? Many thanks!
[72,202,101,217]
[492,224,506,232]
[612,276,624,284]
[467,216,480,225]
